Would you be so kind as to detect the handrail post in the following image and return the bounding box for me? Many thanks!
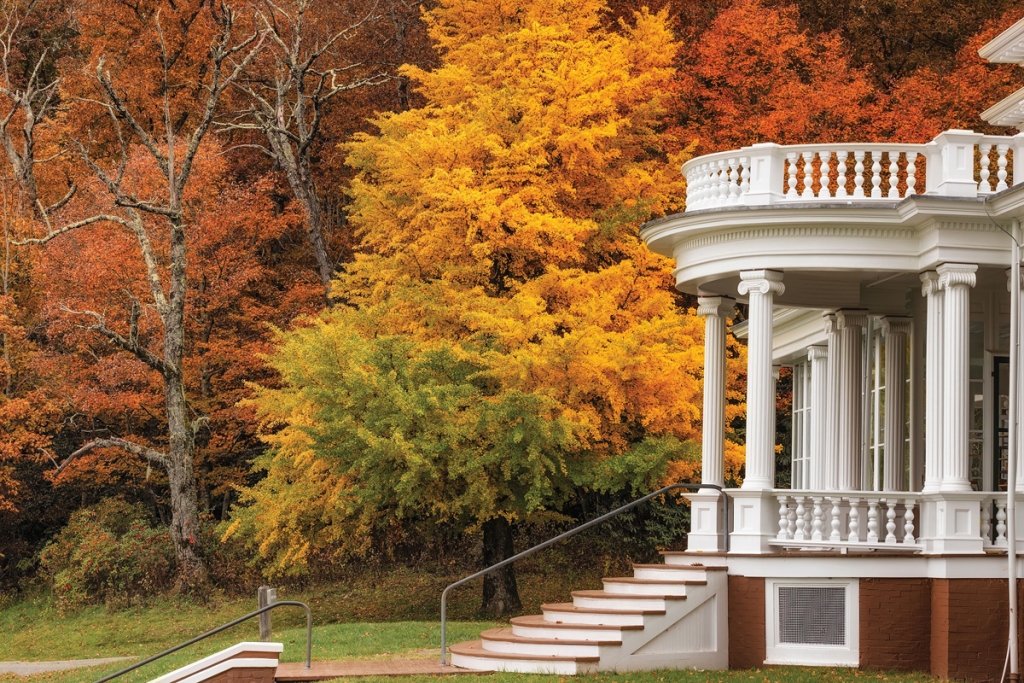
[439,483,729,666]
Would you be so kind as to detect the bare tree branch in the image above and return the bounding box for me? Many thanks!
[54,437,169,477]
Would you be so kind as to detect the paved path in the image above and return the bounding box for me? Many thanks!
[275,660,489,680]
[0,658,134,676]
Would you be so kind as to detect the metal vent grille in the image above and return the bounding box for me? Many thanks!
[778,586,846,646]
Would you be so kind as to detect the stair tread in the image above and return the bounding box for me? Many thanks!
[633,563,727,571]
[604,577,706,585]
[481,627,619,646]
[450,640,599,662]
[543,602,665,616]
[572,589,687,600]
[511,615,643,631]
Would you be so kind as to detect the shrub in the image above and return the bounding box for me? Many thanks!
[39,498,174,611]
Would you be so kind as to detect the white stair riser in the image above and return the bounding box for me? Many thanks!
[633,568,708,582]
[450,652,579,675]
[511,624,624,642]
[481,639,601,658]
[542,610,643,626]
[572,596,668,611]
[602,581,689,596]
[663,555,727,567]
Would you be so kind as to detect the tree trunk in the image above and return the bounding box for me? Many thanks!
[481,516,522,617]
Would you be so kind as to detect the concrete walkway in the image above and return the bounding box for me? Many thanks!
[274,660,489,680]
[0,657,134,676]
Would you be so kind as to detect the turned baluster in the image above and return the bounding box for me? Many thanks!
[811,497,825,542]
[819,151,834,198]
[800,150,816,199]
[979,143,992,193]
[829,497,842,542]
[998,143,1010,192]
[888,151,900,198]
[906,153,917,196]
[884,500,897,544]
[739,156,751,195]
[717,159,730,205]
[867,499,880,543]
[691,165,704,208]
[794,496,807,541]
[853,151,866,198]
[835,150,849,198]
[728,157,741,203]
[777,495,791,540]
[981,501,992,548]
[786,152,799,199]
[787,501,797,540]
[848,498,861,542]
[903,499,916,545]
[996,500,1008,548]
[870,150,883,198]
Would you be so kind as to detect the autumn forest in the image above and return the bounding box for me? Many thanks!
[0,0,1020,616]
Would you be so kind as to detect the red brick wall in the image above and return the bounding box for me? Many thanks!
[206,667,276,683]
[929,578,1019,683]
[728,575,765,669]
[859,578,930,673]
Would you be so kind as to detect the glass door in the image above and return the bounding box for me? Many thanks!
[994,356,1010,492]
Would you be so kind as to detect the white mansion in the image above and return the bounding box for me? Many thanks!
[448,16,1024,683]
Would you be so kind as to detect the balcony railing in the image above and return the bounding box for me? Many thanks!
[766,490,1010,552]
[683,130,1024,212]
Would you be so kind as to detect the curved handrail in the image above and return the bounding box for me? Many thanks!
[92,600,313,683]
[439,483,727,666]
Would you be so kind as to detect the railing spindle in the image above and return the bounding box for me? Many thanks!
[848,498,861,542]
[903,499,916,545]
[998,143,1010,191]
[884,500,897,544]
[888,151,900,199]
[853,151,866,198]
[870,150,883,198]
[777,495,791,540]
[867,499,880,543]
[979,143,992,193]
[829,497,842,542]
[836,150,848,198]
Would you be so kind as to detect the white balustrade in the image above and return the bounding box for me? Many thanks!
[771,491,922,550]
[683,132,1023,211]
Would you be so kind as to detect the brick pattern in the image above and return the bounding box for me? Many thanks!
[727,575,765,669]
[859,578,930,673]
[205,667,275,683]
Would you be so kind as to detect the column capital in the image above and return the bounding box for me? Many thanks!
[697,296,735,318]
[738,269,785,296]
[936,262,978,290]
[1007,267,1023,292]
[836,308,869,330]
[920,270,941,297]
[808,345,828,361]
[823,312,838,335]
[772,366,782,380]
[880,316,913,336]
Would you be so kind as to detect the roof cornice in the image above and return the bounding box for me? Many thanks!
[979,16,1024,63]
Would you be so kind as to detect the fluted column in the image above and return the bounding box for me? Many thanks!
[698,296,734,489]
[920,272,943,493]
[823,314,841,490]
[738,269,784,490]
[881,317,912,491]
[837,309,868,491]
[808,346,829,490]
[937,263,977,493]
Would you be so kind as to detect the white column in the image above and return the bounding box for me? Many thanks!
[909,296,926,492]
[938,263,977,493]
[697,296,734,489]
[881,317,912,491]
[823,314,841,490]
[808,346,828,489]
[920,271,943,494]
[837,309,868,491]
[738,270,784,490]
[1010,267,1024,494]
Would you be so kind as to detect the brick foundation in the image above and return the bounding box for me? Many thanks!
[859,578,931,673]
[205,667,276,683]
[727,575,765,669]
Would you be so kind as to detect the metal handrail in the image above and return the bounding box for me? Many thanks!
[93,600,313,683]
[439,483,728,666]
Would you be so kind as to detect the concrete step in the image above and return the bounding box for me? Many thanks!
[480,628,611,658]
[632,563,725,582]
[571,589,686,611]
[510,615,634,642]
[541,602,656,626]
[660,551,728,567]
[602,576,704,596]
[449,640,596,675]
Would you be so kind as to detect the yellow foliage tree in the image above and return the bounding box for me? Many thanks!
[231,0,746,615]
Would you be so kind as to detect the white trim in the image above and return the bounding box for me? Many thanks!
[764,578,859,667]
[148,643,282,683]
[727,552,1024,579]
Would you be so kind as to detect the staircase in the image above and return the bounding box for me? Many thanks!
[449,552,729,674]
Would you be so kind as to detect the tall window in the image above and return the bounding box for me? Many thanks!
[791,361,812,489]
